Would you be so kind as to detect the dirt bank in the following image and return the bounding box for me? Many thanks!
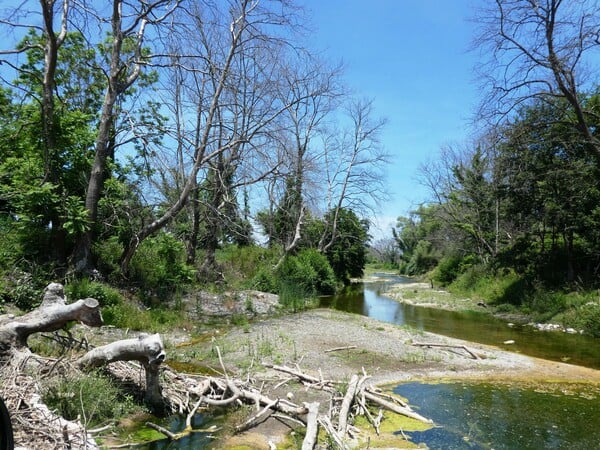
[167,306,600,449]
[192,308,600,385]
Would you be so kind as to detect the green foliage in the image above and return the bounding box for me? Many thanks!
[63,196,91,235]
[42,371,143,428]
[65,279,123,307]
[562,302,600,337]
[102,301,150,330]
[394,205,444,276]
[102,300,182,331]
[276,249,337,297]
[526,290,569,321]
[93,236,124,281]
[323,208,369,283]
[251,268,278,293]
[277,280,314,312]
[217,244,279,287]
[129,233,195,301]
[0,269,45,310]
[296,249,337,295]
[432,255,463,286]
[449,265,526,306]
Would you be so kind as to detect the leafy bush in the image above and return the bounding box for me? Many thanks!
[102,302,151,330]
[297,249,337,295]
[251,268,278,293]
[129,233,195,301]
[276,254,317,296]
[93,236,123,280]
[561,302,600,337]
[449,265,526,306]
[278,280,314,312]
[432,255,463,286]
[217,244,279,285]
[102,300,183,332]
[65,279,123,307]
[42,371,143,428]
[527,290,569,321]
[0,269,44,310]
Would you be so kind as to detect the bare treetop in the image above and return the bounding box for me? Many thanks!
[474,0,600,158]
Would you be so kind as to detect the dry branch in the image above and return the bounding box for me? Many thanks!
[302,402,320,450]
[412,341,480,359]
[325,345,357,353]
[363,391,432,424]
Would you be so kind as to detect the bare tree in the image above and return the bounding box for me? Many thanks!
[118,0,309,274]
[317,98,389,252]
[72,0,181,273]
[273,55,343,259]
[474,0,600,162]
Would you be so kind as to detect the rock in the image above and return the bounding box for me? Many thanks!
[503,340,515,345]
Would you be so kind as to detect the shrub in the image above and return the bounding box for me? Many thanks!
[129,233,195,301]
[276,255,317,296]
[527,290,568,321]
[432,255,463,286]
[449,265,526,306]
[102,301,152,330]
[278,280,313,312]
[297,249,337,295]
[573,303,600,337]
[0,269,44,310]
[42,371,143,428]
[251,268,278,293]
[93,236,123,281]
[65,279,123,307]
[217,244,279,285]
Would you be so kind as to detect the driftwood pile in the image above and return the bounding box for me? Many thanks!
[0,283,433,449]
[143,354,433,449]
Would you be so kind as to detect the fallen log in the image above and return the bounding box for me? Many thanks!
[337,374,359,434]
[411,341,480,359]
[363,391,432,424]
[302,402,320,450]
[77,333,167,407]
[0,283,102,350]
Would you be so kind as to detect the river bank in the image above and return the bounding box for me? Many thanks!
[163,303,600,449]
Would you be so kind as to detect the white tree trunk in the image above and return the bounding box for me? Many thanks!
[77,333,166,407]
[0,283,102,349]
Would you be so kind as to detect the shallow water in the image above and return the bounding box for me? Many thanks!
[320,273,600,369]
[393,381,600,449]
[132,274,600,449]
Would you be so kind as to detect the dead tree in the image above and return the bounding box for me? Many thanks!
[0,283,102,350]
[0,283,167,408]
[77,333,166,407]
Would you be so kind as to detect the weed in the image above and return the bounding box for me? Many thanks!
[42,370,144,428]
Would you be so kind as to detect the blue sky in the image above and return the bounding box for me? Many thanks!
[303,0,482,239]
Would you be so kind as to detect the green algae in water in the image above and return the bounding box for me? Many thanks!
[121,411,224,449]
[394,381,600,449]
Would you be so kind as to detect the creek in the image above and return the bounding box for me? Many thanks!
[132,273,600,449]
[319,273,600,369]
[321,273,600,449]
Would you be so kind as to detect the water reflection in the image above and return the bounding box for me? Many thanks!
[394,381,600,449]
[321,273,600,369]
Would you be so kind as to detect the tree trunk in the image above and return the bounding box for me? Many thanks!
[0,283,102,350]
[77,333,166,408]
